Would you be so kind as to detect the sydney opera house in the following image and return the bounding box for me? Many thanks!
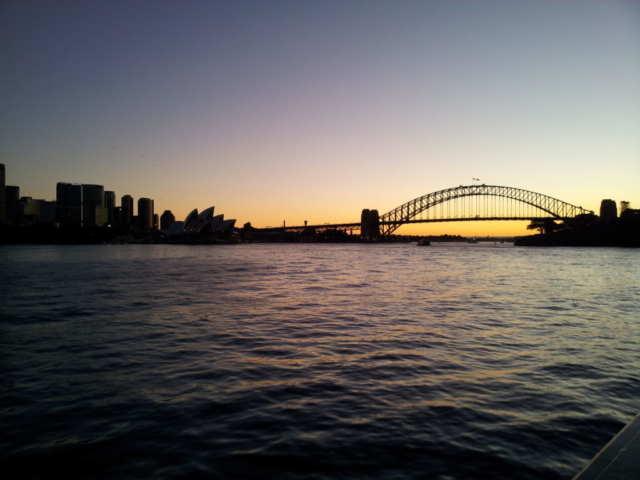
[164,207,237,242]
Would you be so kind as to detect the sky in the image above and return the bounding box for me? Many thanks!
[2,0,639,236]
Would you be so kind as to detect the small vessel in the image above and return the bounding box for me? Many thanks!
[416,239,431,246]
[467,237,478,243]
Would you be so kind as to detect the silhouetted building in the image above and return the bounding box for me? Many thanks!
[165,207,236,238]
[121,195,133,226]
[56,183,83,226]
[96,206,108,226]
[600,199,617,219]
[160,210,175,230]
[83,184,106,227]
[105,191,116,225]
[153,213,159,231]
[15,197,41,225]
[16,197,54,225]
[5,186,20,225]
[112,207,123,225]
[39,201,56,224]
[138,197,154,232]
[56,183,107,227]
[0,164,5,224]
[6,186,19,203]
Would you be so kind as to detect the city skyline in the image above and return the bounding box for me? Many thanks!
[0,163,625,236]
[2,1,639,236]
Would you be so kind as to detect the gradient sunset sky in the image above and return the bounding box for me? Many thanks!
[2,0,639,236]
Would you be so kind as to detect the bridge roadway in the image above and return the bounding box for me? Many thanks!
[257,216,561,233]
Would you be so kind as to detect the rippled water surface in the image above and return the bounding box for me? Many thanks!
[1,243,639,479]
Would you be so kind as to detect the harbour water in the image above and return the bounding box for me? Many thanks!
[1,243,639,479]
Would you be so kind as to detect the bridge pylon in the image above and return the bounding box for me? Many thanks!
[361,209,380,241]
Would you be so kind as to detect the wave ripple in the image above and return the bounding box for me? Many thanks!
[1,244,639,479]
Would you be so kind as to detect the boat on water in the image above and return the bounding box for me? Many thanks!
[416,239,431,246]
[467,237,478,243]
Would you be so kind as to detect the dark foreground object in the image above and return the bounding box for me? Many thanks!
[515,211,640,247]
[573,413,640,480]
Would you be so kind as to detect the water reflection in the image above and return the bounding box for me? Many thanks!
[0,244,638,479]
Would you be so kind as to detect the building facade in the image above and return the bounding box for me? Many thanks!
[600,199,617,219]
[5,186,20,225]
[121,195,133,226]
[83,184,106,227]
[56,183,83,226]
[137,197,154,232]
[39,201,57,224]
[105,191,116,225]
[56,183,106,227]
[160,210,176,230]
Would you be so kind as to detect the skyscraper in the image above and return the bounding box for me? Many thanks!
[56,183,83,226]
[105,191,116,225]
[138,197,154,232]
[5,186,19,225]
[56,183,106,227]
[600,199,617,219]
[83,184,106,227]
[121,195,133,226]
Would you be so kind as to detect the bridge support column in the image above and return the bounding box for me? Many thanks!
[361,209,380,241]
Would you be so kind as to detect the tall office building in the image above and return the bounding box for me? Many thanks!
[600,199,617,219]
[83,184,106,227]
[105,191,116,225]
[138,198,154,232]
[0,164,6,224]
[5,186,19,225]
[56,183,83,226]
[160,210,175,230]
[121,195,133,226]
[57,183,106,227]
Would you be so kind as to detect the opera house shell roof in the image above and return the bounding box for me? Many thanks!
[164,207,236,237]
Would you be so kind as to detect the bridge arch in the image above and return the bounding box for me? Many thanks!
[379,185,593,236]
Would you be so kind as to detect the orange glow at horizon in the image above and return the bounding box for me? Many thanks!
[3,2,638,229]
[394,221,532,237]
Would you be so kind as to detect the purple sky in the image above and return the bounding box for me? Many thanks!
[2,0,639,235]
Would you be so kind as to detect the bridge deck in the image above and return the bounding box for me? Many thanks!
[256,217,566,232]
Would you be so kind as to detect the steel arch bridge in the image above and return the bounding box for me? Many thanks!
[378,184,593,236]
